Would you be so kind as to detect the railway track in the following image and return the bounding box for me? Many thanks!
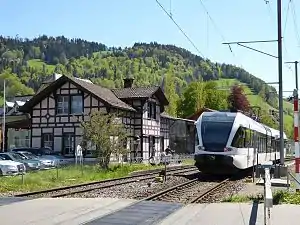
[143,174,241,204]
[14,165,198,198]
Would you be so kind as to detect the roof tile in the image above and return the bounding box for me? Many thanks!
[111,86,160,99]
[70,77,135,111]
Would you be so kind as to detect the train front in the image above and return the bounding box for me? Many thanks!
[194,112,238,175]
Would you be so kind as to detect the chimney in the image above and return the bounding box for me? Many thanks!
[123,77,134,88]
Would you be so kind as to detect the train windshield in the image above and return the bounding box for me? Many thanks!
[201,114,235,151]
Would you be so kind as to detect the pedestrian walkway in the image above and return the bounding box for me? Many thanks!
[0,197,299,225]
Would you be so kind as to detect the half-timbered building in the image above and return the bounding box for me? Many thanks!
[2,73,196,160]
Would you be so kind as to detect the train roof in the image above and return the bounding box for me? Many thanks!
[196,111,287,139]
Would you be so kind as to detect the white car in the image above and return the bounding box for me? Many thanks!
[0,157,26,176]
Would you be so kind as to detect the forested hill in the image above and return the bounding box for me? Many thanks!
[0,35,277,107]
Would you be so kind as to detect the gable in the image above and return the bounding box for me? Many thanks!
[19,75,135,113]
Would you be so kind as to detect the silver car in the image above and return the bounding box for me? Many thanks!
[0,157,26,176]
[40,155,69,166]
[14,151,56,169]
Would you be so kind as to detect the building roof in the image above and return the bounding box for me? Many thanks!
[4,95,33,116]
[112,86,169,106]
[71,77,135,111]
[186,108,217,121]
[161,112,195,123]
[19,75,136,112]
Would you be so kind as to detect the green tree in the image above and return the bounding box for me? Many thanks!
[81,111,128,169]
[177,81,206,118]
[164,65,179,116]
[203,81,228,110]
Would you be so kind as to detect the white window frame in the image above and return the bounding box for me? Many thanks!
[42,133,53,149]
[63,133,75,156]
[57,96,69,114]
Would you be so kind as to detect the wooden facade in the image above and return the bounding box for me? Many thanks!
[31,81,106,156]
[15,74,195,159]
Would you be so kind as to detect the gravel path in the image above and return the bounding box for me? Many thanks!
[64,172,201,199]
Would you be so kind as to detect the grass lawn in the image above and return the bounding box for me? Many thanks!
[215,78,275,111]
[0,159,194,193]
[223,190,300,205]
[27,59,56,72]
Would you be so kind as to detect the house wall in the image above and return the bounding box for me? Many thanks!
[142,96,161,160]
[160,116,170,151]
[30,81,109,157]
[26,79,194,159]
[169,119,196,154]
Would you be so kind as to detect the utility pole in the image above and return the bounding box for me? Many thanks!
[277,0,284,166]
[286,61,299,191]
[2,79,5,152]
[285,61,298,90]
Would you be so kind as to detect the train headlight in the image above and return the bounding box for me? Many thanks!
[224,147,233,152]
[198,146,205,150]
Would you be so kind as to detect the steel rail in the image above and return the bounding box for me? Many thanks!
[142,178,199,201]
[51,168,199,198]
[188,178,230,203]
[14,165,197,198]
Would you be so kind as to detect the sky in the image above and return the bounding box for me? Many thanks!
[1,0,300,97]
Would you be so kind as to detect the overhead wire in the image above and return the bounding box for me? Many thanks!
[282,0,293,71]
[263,0,292,71]
[290,0,300,47]
[155,0,204,58]
[198,0,236,60]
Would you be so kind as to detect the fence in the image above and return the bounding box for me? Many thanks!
[73,153,195,167]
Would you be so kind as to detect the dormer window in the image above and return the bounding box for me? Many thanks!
[147,101,156,119]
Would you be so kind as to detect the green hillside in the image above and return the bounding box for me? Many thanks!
[215,78,293,137]
[0,35,294,138]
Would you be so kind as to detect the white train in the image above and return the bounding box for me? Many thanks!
[194,111,288,174]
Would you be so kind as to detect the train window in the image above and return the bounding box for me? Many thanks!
[200,117,234,151]
[231,127,245,148]
[244,129,252,148]
[195,130,199,146]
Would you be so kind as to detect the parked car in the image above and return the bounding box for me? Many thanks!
[11,147,55,156]
[0,156,26,176]
[14,151,56,169]
[0,152,42,171]
[41,155,70,166]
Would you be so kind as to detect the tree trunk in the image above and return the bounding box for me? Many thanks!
[98,152,110,170]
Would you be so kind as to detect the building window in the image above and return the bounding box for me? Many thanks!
[56,95,83,115]
[63,133,75,155]
[14,136,20,147]
[25,136,30,147]
[71,95,83,114]
[42,133,53,149]
[147,102,156,119]
[86,141,97,156]
[57,96,69,114]
[149,136,156,157]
